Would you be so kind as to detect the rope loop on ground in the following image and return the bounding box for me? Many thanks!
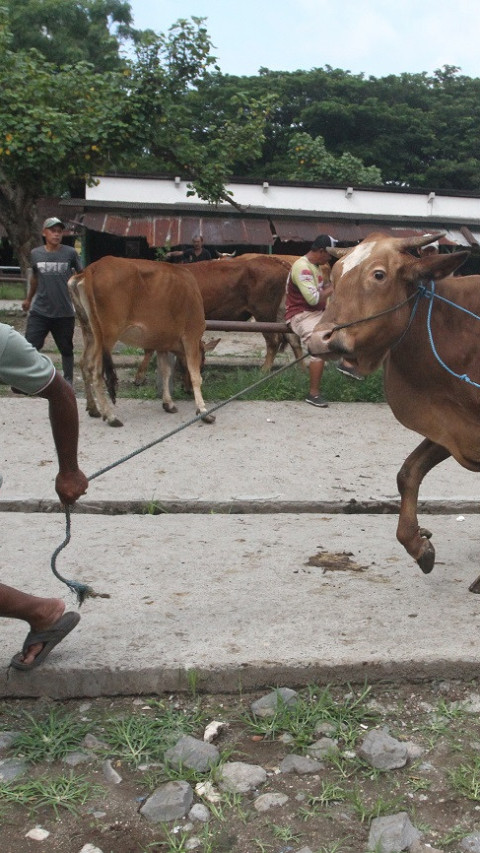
[51,352,310,603]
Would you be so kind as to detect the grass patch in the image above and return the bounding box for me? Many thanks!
[125,361,385,404]
[0,281,25,299]
[241,683,378,752]
[11,708,91,764]
[0,772,98,817]
[100,700,207,768]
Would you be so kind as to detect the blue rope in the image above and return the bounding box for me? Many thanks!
[419,281,480,389]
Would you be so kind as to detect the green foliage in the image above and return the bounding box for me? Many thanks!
[5,0,133,70]
[287,131,383,185]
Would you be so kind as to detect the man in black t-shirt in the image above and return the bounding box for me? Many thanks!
[165,235,212,264]
[22,217,83,385]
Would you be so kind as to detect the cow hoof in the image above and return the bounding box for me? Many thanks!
[162,403,178,414]
[133,378,146,387]
[200,412,216,424]
[108,417,124,428]
[417,540,435,574]
[87,409,101,419]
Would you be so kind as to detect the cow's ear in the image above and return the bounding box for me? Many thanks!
[415,251,470,280]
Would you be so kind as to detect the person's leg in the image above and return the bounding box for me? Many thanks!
[0,583,66,666]
[24,311,49,351]
[309,357,325,396]
[51,317,75,384]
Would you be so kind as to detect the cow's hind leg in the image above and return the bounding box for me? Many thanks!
[157,352,178,413]
[396,438,451,573]
[182,340,215,424]
[260,331,280,372]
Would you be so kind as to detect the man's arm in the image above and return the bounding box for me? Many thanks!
[22,269,38,313]
[38,372,88,504]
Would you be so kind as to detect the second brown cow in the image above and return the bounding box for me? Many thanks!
[133,254,303,386]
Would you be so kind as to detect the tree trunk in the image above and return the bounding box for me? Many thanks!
[0,183,42,276]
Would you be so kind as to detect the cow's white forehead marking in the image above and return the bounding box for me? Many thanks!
[341,241,376,274]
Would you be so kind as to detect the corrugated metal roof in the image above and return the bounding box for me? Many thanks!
[271,219,478,246]
[81,213,273,247]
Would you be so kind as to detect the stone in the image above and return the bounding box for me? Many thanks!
[254,792,289,812]
[164,735,220,772]
[279,754,324,774]
[102,759,122,784]
[308,737,339,760]
[140,781,194,823]
[251,688,298,718]
[218,761,267,793]
[368,812,421,853]
[25,827,50,841]
[0,758,27,782]
[460,834,480,852]
[358,728,408,770]
[189,803,210,822]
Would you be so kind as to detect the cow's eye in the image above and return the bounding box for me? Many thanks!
[373,270,386,281]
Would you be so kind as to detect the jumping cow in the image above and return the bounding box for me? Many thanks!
[308,231,476,578]
[133,254,303,386]
[68,256,215,427]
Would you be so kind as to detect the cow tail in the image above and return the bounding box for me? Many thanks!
[102,349,118,404]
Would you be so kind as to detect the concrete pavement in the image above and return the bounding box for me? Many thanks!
[1,397,479,698]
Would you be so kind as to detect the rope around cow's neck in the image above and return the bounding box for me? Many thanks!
[330,279,480,390]
[52,351,311,605]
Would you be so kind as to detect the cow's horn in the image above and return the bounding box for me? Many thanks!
[327,247,351,258]
[394,232,446,250]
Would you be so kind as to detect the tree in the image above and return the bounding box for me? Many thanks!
[5,0,133,71]
[286,132,382,185]
[122,19,273,205]
[0,8,271,268]
[0,9,130,271]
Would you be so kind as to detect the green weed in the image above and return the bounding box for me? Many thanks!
[101,702,206,768]
[242,682,378,751]
[11,708,91,763]
[449,754,480,800]
[0,772,97,817]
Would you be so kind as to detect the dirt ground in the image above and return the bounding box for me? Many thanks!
[2,679,480,853]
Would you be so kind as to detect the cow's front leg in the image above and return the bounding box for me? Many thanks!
[157,352,177,413]
[134,350,154,386]
[396,438,450,573]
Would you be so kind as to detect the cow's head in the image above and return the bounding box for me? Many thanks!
[308,232,470,375]
[215,250,237,259]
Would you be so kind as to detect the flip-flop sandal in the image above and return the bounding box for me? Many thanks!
[9,611,80,671]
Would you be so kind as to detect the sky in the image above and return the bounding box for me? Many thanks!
[126,0,480,80]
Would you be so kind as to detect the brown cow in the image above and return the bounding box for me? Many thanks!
[308,231,476,578]
[68,256,215,427]
[133,255,304,386]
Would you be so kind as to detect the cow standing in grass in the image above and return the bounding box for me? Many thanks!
[133,254,304,386]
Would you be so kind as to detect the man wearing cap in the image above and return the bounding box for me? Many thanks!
[285,234,336,407]
[22,217,83,386]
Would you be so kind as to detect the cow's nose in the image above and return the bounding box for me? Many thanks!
[308,325,335,356]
